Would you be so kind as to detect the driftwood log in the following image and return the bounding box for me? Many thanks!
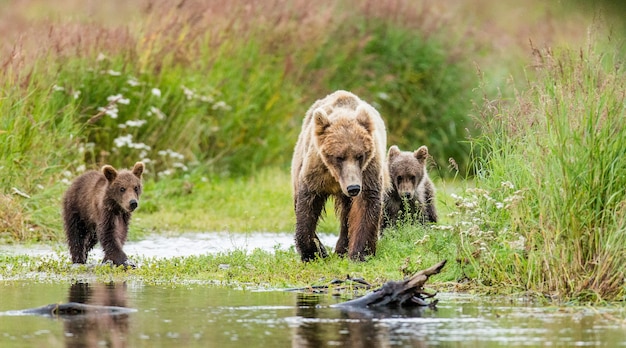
[333,259,446,308]
[14,302,136,318]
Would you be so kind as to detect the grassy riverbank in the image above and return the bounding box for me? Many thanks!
[1,1,625,302]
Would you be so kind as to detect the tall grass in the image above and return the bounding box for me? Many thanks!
[0,0,479,241]
[461,41,626,301]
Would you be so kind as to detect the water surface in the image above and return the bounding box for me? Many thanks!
[0,281,624,347]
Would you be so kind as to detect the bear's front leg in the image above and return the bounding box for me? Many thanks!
[97,219,134,268]
[335,194,352,256]
[295,189,329,262]
[347,188,382,261]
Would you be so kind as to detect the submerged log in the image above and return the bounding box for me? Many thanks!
[334,259,446,308]
[16,302,136,317]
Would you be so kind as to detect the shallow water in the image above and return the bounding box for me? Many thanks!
[0,232,338,259]
[1,233,625,347]
[0,281,625,347]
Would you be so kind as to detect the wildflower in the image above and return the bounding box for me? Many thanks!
[127,78,141,87]
[73,90,81,99]
[96,53,107,62]
[432,225,454,231]
[147,106,166,120]
[199,95,214,103]
[113,134,133,148]
[125,119,147,128]
[151,88,161,97]
[98,105,119,119]
[182,86,195,100]
[107,94,129,104]
[212,101,232,111]
[173,162,188,171]
[377,92,390,100]
[52,85,65,92]
[107,69,122,76]
[495,202,504,209]
[501,181,515,189]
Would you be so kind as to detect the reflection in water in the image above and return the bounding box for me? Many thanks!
[64,282,130,348]
[292,293,430,348]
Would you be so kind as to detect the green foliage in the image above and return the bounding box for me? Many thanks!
[464,43,626,301]
[308,21,477,175]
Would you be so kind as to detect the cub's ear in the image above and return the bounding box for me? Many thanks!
[388,145,401,161]
[314,108,330,137]
[102,165,118,183]
[132,162,145,178]
[414,146,429,163]
[356,107,374,133]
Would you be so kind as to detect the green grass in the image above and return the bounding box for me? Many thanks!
[464,42,626,301]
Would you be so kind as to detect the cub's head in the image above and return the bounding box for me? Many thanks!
[314,107,376,197]
[388,145,428,200]
[103,162,144,212]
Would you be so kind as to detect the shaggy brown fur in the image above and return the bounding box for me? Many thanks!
[62,162,144,267]
[292,90,388,261]
[382,145,437,229]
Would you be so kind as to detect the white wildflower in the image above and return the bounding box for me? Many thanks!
[377,92,390,100]
[173,162,188,171]
[52,85,65,92]
[107,69,122,76]
[125,119,147,128]
[73,90,81,99]
[96,53,107,62]
[151,88,161,97]
[127,78,141,87]
[182,85,195,100]
[113,134,133,148]
[501,181,514,189]
[495,202,504,209]
[147,106,166,120]
[212,101,232,111]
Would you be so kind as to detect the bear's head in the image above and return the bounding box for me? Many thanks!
[388,145,428,200]
[102,162,144,212]
[314,107,375,197]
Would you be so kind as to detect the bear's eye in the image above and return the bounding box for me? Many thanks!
[335,156,345,163]
[409,176,416,183]
[356,154,364,163]
[120,187,126,193]
[134,186,139,193]
[397,176,403,182]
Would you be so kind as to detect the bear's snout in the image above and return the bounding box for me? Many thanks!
[402,191,413,200]
[129,199,138,211]
[347,185,361,197]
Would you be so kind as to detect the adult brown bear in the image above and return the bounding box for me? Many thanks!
[291,91,388,262]
[62,162,144,267]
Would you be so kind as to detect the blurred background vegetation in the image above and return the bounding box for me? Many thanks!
[0,0,604,240]
[2,0,625,301]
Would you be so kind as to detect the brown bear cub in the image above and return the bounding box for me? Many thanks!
[63,162,144,268]
[382,145,437,229]
[291,90,388,262]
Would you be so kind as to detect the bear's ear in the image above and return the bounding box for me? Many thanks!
[314,108,330,137]
[414,146,429,163]
[388,145,401,161]
[356,107,374,133]
[132,162,145,178]
[102,165,118,183]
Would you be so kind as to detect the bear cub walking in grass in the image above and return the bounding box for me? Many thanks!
[291,90,388,262]
[63,162,144,268]
[382,145,437,229]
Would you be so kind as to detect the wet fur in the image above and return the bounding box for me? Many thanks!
[63,162,144,267]
[292,91,388,261]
